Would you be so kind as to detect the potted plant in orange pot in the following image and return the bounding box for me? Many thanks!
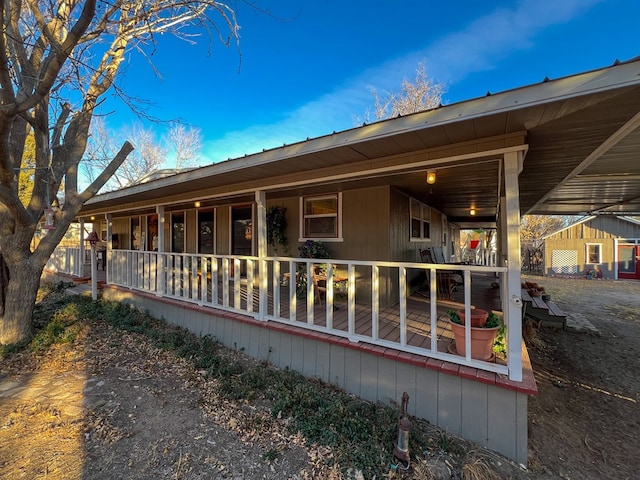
[455,307,489,327]
[447,309,501,361]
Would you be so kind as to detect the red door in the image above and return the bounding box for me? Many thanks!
[618,245,640,280]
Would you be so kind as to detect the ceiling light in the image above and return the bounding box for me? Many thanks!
[469,208,476,216]
[194,201,201,208]
[426,171,436,185]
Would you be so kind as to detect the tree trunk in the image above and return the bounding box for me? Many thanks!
[0,260,42,345]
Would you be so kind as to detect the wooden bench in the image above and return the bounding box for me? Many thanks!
[521,288,566,329]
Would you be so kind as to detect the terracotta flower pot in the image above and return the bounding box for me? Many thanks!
[456,308,489,327]
[449,321,499,361]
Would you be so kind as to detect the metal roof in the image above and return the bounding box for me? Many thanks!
[81,57,640,222]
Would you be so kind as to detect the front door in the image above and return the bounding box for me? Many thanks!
[618,245,640,280]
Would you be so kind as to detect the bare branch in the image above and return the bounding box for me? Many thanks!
[80,141,135,201]
[359,61,446,123]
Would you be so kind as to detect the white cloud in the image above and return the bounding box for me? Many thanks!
[203,0,602,163]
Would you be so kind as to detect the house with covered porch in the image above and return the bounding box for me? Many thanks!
[48,58,640,465]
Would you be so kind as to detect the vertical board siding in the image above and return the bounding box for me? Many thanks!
[545,217,640,277]
[437,373,463,436]
[461,380,489,444]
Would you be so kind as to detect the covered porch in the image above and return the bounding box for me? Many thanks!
[45,59,640,465]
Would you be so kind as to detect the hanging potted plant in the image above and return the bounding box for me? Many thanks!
[447,309,501,361]
[266,206,288,254]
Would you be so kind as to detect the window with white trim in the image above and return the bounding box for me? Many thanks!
[586,243,602,264]
[410,198,430,240]
[301,193,341,240]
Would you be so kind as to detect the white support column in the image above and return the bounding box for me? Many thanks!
[90,242,98,300]
[157,206,165,296]
[504,150,524,381]
[106,214,112,284]
[256,190,268,320]
[79,219,86,276]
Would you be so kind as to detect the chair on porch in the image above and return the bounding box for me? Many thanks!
[419,248,456,300]
[312,273,327,304]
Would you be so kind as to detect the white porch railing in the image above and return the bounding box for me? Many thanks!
[46,247,83,277]
[107,250,515,377]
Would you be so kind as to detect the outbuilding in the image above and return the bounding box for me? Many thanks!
[543,215,640,280]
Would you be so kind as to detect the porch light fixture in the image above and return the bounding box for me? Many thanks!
[194,201,201,208]
[469,208,476,216]
[426,171,436,185]
[85,230,100,247]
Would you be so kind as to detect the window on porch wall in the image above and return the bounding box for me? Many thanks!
[410,197,430,240]
[302,193,340,239]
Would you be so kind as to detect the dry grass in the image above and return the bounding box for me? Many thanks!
[461,453,501,480]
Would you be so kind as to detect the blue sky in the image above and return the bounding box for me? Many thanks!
[101,0,640,165]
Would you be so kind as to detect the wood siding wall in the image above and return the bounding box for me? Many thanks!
[106,186,452,304]
[544,217,640,277]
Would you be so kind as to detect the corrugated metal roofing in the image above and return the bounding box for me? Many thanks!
[81,57,640,220]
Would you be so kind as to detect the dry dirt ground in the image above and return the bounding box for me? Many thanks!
[0,275,638,479]
[524,274,640,480]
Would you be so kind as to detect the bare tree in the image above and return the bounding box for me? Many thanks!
[520,215,573,250]
[0,0,240,345]
[84,121,168,190]
[520,215,578,273]
[361,62,445,122]
[84,121,202,190]
[169,124,203,169]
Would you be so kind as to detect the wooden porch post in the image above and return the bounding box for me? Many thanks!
[504,150,524,381]
[157,206,165,296]
[106,214,112,284]
[256,190,268,320]
[79,219,85,277]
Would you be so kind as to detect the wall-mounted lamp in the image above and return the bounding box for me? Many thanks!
[90,216,96,221]
[469,208,476,216]
[194,201,201,208]
[426,171,437,185]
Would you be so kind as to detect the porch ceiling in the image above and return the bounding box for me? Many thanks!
[81,58,640,222]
